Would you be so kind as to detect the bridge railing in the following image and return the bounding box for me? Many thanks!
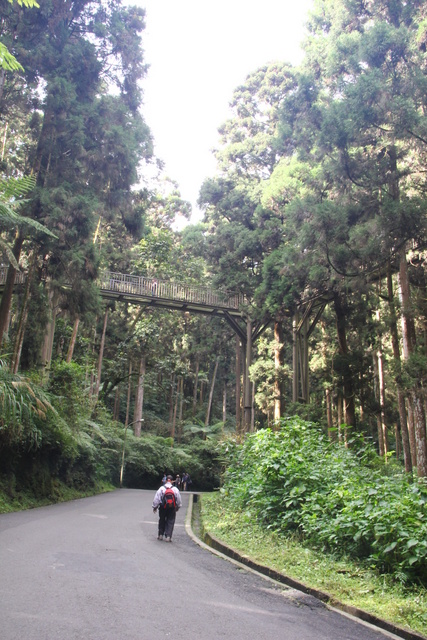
[0,267,244,311]
[0,266,26,285]
[99,271,244,310]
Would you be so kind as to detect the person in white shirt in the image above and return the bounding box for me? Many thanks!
[152,474,182,542]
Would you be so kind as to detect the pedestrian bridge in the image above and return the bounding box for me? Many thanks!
[0,265,323,418]
[0,267,246,319]
[98,271,245,318]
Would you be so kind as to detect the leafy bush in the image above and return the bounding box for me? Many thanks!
[0,359,223,502]
[0,361,120,498]
[220,416,427,583]
[122,432,221,490]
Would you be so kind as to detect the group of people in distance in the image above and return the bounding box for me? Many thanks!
[170,472,192,492]
[151,472,192,542]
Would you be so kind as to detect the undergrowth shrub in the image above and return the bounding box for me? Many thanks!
[122,433,221,490]
[1,359,222,507]
[220,416,427,583]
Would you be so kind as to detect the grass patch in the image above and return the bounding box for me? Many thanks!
[200,492,427,638]
[0,478,115,513]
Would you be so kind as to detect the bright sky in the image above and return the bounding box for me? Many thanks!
[135,0,314,223]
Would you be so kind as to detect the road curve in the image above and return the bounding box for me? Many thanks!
[0,489,402,640]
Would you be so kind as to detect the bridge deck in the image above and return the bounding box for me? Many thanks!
[99,272,245,317]
[0,268,245,318]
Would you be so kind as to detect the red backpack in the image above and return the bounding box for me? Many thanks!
[162,486,176,509]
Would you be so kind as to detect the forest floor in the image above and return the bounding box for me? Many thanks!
[198,492,427,639]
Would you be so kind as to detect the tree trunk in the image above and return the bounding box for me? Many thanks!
[177,376,184,443]
[377,332,388,457]
[251,380,255,433]
[337,388,343,443]
[394,417,402,462]
[11,256,34,374]
[94,308,108,402]
[406,400,417,468]
[412,390,427,478]
[66,317,80,363]
[171,375,180,443]
[399,245,427,477]
[11,305,28,375]
[333,293,355,427]
[244,319,253,432]
[0,69,6,103]
[40,286,59,380]
[319,321,334,440]
[169,373,176,426]
[171,393,177,442]
[0,232,24,348]
[388,146,418,470]
[235,337,242,434]
[89,371,95,396]
[373,352,385,457]
[87,327,96,394]
[133,354,145,437]
[373,301,388,458]
[125,361,133,428]
[205,356,219,427]
[113,385,120,421]
[1,121,8,161]
[178,376,184,422]
[192,355,199,415]
[273,321,284,425]
[325,388,334,439]
[387,266,412,472]
[223,382,227,425]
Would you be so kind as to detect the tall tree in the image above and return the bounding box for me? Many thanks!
[0,0,153,368]
[256,0,427,470]
[199,62,297,297]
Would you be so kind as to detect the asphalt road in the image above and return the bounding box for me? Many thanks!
[0,489,402,640]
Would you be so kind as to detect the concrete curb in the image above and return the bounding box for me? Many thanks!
[185,493,426,640]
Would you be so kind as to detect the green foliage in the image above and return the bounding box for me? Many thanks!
[200,492,427,637]
[9,0,39,6]
[0,360,122,498]
[122,433,174,488]
[0,477,113,514]
[220,417,427,583]
[0,42,24,71]
[182,419,227,441]
[47,361,90,425]
[0,1,39,72]
[121,430,221,491]
[0,354,223,500]
[0,358,55,448]
[0,175,56,267]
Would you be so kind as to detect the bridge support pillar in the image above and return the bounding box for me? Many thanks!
[244,318,253,432]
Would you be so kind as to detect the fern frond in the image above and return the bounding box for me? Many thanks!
[0,175,36,199]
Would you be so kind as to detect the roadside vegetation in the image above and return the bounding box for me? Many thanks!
[0,477,114,513]
[0,360,221,513]
[200,492,427,637]
[199,416,427,637]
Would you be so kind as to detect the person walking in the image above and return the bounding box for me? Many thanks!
[152,474,182,542]
[182,472,188,491]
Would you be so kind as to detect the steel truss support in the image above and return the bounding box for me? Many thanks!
[223,313,271,432]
